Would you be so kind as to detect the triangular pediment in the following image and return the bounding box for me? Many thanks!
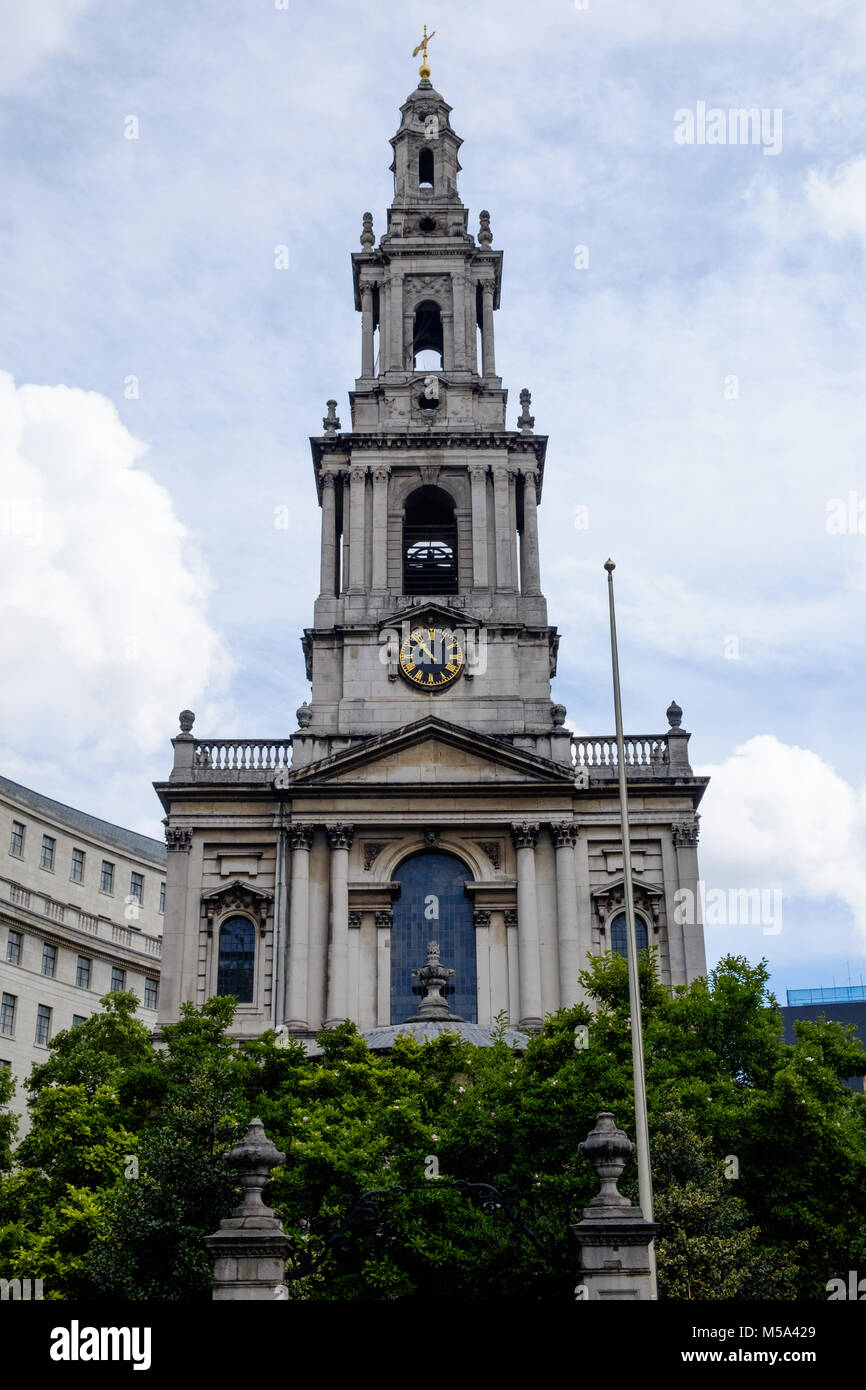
[290,716,574,787]
[379,600,486,631]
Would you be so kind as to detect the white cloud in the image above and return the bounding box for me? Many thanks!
[0,0,91,88]
[0,371,230,762]
[807,156,866,253]
[697,735,866,946]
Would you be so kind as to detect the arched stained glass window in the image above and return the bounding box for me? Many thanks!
[217,915,255,1003]
[609,912,648,959]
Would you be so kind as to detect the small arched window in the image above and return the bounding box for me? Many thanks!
[609,912,648,959]
[403,485,458,594]
[412,299,443,370]
[217,915,255,1002]
[418,148,434,188]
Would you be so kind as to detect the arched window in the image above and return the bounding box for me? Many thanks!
[217,915,255,1002]
[391,851,476,1022]
[412,299,443,370]
[418,148,434,188]
[609,912,648,959]
[403,485,458,594]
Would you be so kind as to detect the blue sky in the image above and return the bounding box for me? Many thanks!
[2,0,866,1003]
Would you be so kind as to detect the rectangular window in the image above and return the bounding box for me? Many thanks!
[111,967,125,992]
[72,1015,86,1028]
[9,821,25,857]
[144,978,158,1010]
[100,860,114,894]
[40,835,55,871]
[159,882,166,914]
[42,943,57,978]
[0,994,16,1036]
[70,848,85,883]
[5,930,22,966]
[130,872,144,905]
[35,1005,52,1046]
[76,956,91,989]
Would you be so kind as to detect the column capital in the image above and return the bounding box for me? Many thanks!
[511,821,539,850]
[671,816,700,848]
[504,909,518,928]
[473,909,491,927]
[550,821,579,849]
[165,826,192,853]
[321,471,338,490]
[288,823,316,851]
[375,909,393,928]
[326,823,355,851]
[350,464,367,483]
[348,911,362,929]
[372,465,391,483]
[468,463,488,481]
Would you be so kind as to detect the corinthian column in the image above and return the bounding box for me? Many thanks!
[348,465,366,592]
[390,272,404,370]
[469,465,489,588]
[493,467,513,590]
[481,280,496,377]
[319,474,337,597]
[371,466,390,591]
[550,822,580,1007]
[325,823,354,1025]
[511,822,542,1029]
[360,284,375,378]
[285,824,315,1030]
[521,469,541,594]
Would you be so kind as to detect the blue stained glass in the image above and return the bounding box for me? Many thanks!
[610,912,648,959]
[217,915,255,1003]
[391,852,476,1023]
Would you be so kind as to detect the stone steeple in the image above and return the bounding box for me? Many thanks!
[298,77,562,767]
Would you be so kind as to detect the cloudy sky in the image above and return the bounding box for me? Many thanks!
[2,0,865,1003]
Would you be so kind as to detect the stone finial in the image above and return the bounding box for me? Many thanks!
[323,400,341,434]
[578,1112,635,1209]
[409,941,462,1022]
[518,387,535,433]
[478,209,493,246]
[666,699,683,729]
[360,211,375,248]
[551,701,567,727]
[222,1118,286,1223]
[296,700,312,729]
[178,709,195,736]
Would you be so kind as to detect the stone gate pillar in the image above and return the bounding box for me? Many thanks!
[571,1112,657,1301]
[204,1119,292,1301]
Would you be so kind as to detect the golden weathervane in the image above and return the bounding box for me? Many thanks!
[412,24,436,80]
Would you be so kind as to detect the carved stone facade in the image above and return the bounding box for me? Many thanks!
[155,73,708,1044]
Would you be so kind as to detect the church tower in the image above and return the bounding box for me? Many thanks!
[156,65,708,1043]
[298,69,557,761]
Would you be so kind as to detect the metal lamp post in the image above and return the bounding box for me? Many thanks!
[604,559,657,1298]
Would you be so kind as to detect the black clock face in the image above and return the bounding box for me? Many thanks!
[398,626,464,691]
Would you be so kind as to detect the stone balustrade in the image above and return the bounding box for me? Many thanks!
[572,729,691,778]
[0,875,162,959]
[172,738,293,782]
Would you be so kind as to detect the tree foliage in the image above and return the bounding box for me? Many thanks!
[0,958,863,1300]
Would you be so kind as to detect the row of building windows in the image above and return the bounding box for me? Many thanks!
[8,820,164,911]
[208,912,652,1009]
[5,932,149,996]
[0,977,158,1042]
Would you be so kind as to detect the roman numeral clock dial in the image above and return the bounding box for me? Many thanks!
[398,627,465,691]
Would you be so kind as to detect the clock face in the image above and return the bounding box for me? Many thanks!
[398,626,465,691]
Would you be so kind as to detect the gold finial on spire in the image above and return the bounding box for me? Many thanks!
[412,24,436,81]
